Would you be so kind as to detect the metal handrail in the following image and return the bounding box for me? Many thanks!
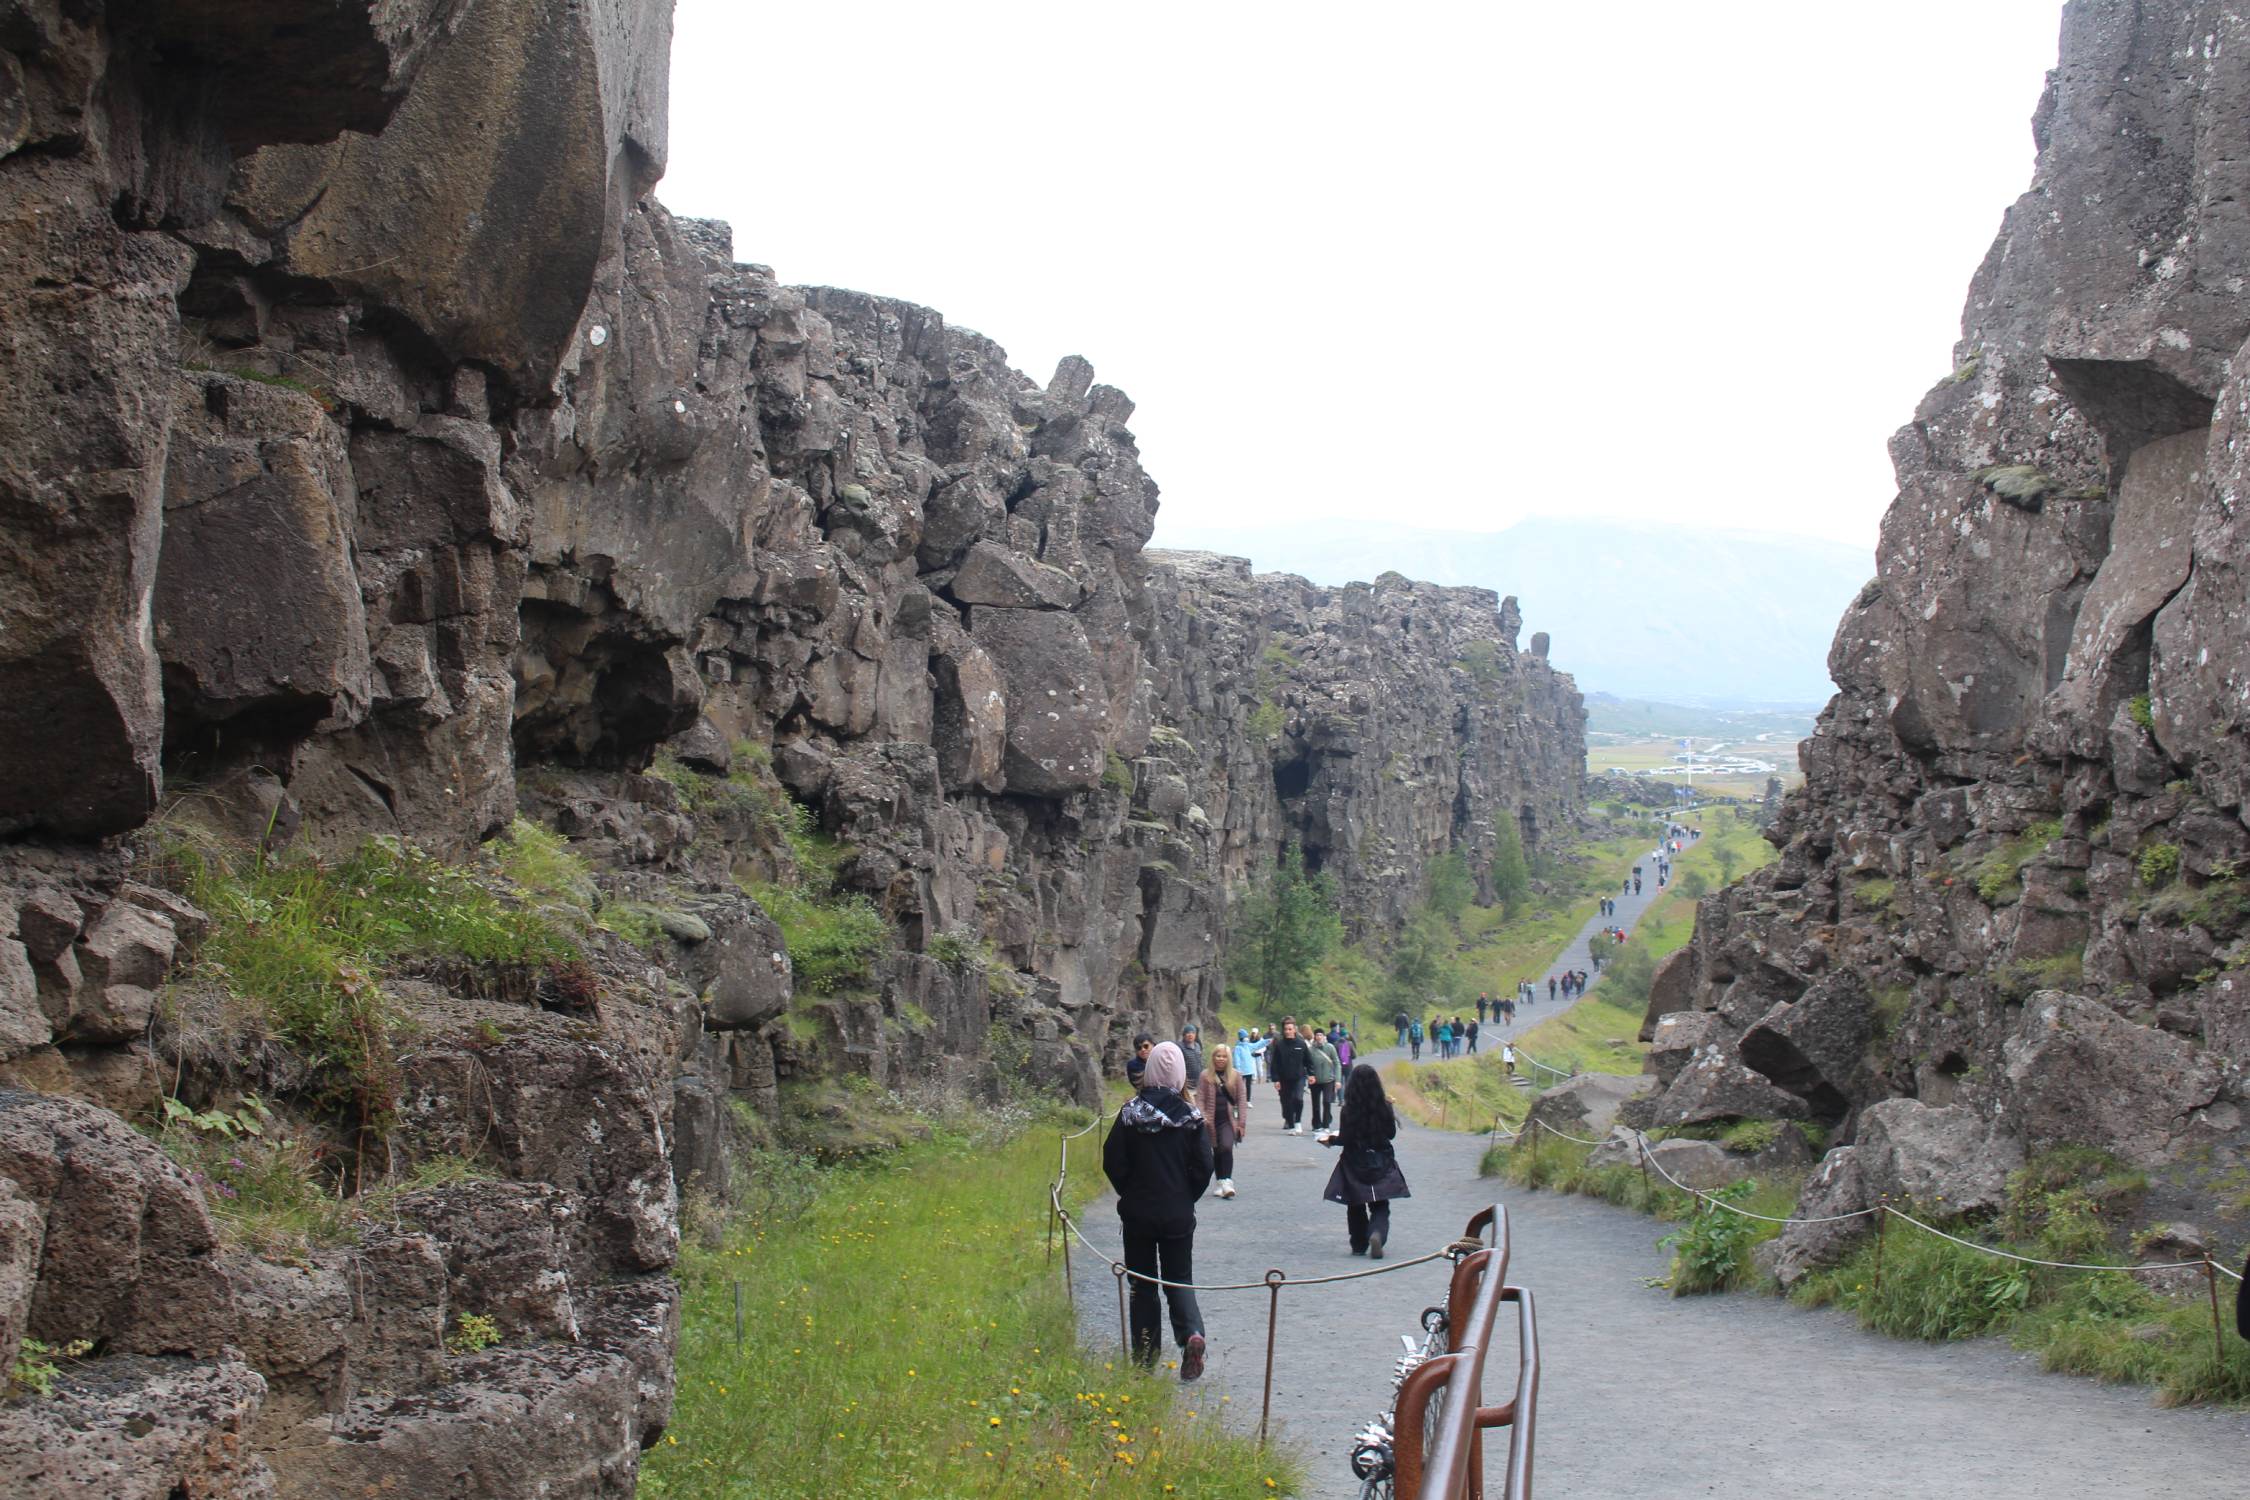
[1393,1205,1539,1499]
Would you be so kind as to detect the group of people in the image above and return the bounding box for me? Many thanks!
[1396,1011,1475,1060]
[1103,1037,1411,1379]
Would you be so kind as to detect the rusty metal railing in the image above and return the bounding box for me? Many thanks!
[1392,1205,1539,1500]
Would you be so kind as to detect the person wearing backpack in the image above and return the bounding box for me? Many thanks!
[1307,1028,1342,1130]
[1407,1016,1424,1060]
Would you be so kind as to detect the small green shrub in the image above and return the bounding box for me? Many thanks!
[8,1338,92,1398]
[447,1312,502,1355]
[1101,751,1134,794]
[1663,1182,1763,1294]
[2138,843,2181,888]
[1247,697,1285,742]
[2126,693,2155,731]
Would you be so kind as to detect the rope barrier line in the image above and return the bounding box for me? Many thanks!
[1050,1182,1458,1291]
[1517,1124,2245,1282]
[1882,1204,2233,1276]
[1629,1133,1882,1225]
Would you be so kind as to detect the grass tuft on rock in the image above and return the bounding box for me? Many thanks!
[160,830,577,1130]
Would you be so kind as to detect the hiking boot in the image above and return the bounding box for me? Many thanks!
[1368,1233,1385,1260]
[1180,1333,1207,1383]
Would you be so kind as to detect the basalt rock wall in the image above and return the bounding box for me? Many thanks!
[1637,0,2250,1278]
[0,2,1583,1493]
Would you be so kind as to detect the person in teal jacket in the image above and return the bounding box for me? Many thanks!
[1231,1029,1257,1115]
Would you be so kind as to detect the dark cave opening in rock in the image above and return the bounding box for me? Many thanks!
[1272,751,1313,801]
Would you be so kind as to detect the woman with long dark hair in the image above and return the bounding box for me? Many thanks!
[1320,1063,1411,1257]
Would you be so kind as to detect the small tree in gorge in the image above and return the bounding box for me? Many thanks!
[1233,841,1342,1012]
[1489,815,1532,913]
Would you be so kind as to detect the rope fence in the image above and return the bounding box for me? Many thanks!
[1502,1111,2245,1368]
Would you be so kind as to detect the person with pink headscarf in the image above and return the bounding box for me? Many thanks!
[1101,1039,1213,1380]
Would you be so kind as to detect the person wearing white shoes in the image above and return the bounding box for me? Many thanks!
[1267,1017,1314,1133]
[1196,1046,1246,1200]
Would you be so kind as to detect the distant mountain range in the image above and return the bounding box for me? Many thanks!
[1147,515,1873,705]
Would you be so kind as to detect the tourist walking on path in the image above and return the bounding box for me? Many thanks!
[1393,1008,1409,1046]
[1230,1030,1255,1115]
[1101,1041,1211,1379]
[1267,1018,1314,1133]
[1320,1063,1410,1259]
[1407,1016,1423,1060]
[1196,1048,1245,1200]
[1307,1029,1341,1130]
[1465,1017,1479,1054]
[1179,1024,1204,1088]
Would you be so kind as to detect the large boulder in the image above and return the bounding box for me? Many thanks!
[950,541,1081,609]
[691,896,792,1032]
[1526,1072,1655,1140]
[154,376,371,733]
[1638,1038,1810,1128]
[968,606,1110,797]
[0,1090,236,1357]
[0,1355,276,1500]
[0,157,188,838]
[1737,972,1869,1120]
[2000,991,2227,1164]
[1854,1098,2024,1216]
[1766,1145,1874,1289]
[233,0,673,396]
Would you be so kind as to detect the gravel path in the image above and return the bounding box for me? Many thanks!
[1068,830,2250,1495]
[1070,1114,2250,1498]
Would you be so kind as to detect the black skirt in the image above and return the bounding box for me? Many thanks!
[1323,1145,1410,1205]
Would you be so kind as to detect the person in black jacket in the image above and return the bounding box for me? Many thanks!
[1266,1017,1315,1135]
[1102,1041,1214,1379]
[1320,1063,1411,1258]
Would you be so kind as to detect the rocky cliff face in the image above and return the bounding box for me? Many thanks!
[1637,0,2250,1278]
[0,3,1582,1493]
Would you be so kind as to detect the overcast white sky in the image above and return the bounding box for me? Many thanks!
[663,2,2066,551]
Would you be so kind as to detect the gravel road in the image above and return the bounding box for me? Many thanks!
[1071,1113,2250,1497]
[1071,829,2250,1494]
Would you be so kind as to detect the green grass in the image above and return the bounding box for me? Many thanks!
[1784,1148,2250,1407]
[641,1120,1298,1498]
[165,832,577,1127]
[747,881,889,995]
